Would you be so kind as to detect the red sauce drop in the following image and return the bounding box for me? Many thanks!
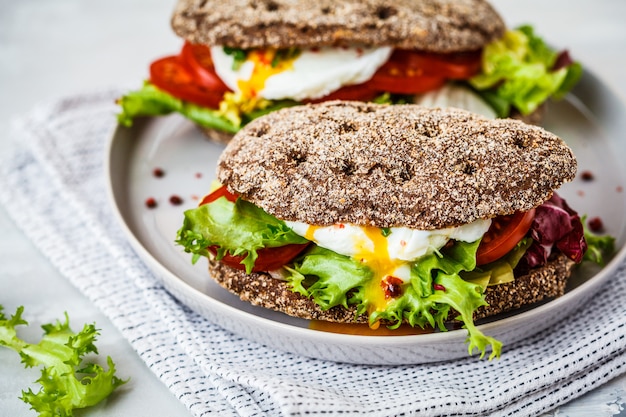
[580,170,594,181]
[381,276,403,299]
[434,284,446,292]
[195,172,203,179]
[153,168,165,178]
[145,197,157,209]
[169,195,184,205]
[618,186,624,193]
[588,217,604,233]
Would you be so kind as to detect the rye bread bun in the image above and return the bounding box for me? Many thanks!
[171,0,505,52]
[208,253,575,323]
[217,101,577,230]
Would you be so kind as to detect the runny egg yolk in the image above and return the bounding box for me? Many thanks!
[305,224,406,325]
[236,49,296,99]
[357,226,406,323]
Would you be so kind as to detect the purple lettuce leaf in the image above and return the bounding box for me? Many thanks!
[522,193,587,268]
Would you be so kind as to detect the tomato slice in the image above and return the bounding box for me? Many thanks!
[181,42,231,93]
[199,185,238,205]
[398,49,482,80]
[208,243,310,272]
[362,49,481,95]
[200,186,310,272]
[150,45,481,106]
[476,209,536,266]
[149,55,224,108]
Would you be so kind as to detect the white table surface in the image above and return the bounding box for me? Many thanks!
[1,1,625,416]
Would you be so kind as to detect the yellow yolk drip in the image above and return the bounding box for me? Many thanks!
[357,227,405,326]
[304,224,407,329]
[237,49,296,99]
[305,225,320,242]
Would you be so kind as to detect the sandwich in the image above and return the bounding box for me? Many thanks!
[117,0,581,142]
[175,101,609,359]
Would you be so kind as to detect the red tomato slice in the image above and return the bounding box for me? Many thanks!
[199,185,238,205]
[398,49,482,80]
[208,243,310,272]
[363,49,481,95]
[200,186,310,272]
[476,209,536,265]
[149,55,224,108]
[181,42,231,93]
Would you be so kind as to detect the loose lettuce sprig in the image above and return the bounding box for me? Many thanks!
[0,305,127,417]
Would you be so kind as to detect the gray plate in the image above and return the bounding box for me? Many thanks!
[106,71,626,364]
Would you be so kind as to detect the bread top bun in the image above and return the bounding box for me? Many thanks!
[171,0,505,52]
[218,101,576,230]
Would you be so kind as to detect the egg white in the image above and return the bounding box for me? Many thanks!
[211,46,392,101]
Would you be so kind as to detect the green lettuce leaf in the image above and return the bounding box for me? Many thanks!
[470,25,582,116]
[176,196,308,273]
[116,82,297,133]
[116,82,239,132]
[286,246,373,310]
[0,305,127,417]
[581,216,616,266]
[412,240,501,359]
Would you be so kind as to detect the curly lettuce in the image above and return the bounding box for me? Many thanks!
[470,25,583,117]
[176,196,309,273]
[0,305,127,416]
[116,82,296,133]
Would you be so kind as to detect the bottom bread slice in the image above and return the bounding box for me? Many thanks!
[208,253,574,325]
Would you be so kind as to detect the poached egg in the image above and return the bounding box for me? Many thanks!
[211,46,392,101]
[286,220,491,283]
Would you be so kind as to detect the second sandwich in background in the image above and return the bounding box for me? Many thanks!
[117,0,581,141]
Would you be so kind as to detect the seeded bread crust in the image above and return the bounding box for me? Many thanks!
[207,253,575,324]
[217,101,577,230]
[171,0,505,52]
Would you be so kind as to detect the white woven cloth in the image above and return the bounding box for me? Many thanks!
[2,90,626,417]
